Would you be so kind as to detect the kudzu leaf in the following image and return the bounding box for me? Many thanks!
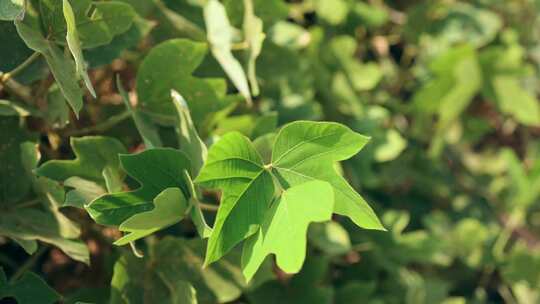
[114,187,189,245]
[308,221,352,257]
[195,132,274,265]
[62,0,96,97]
[0,0,24,21]
[171,89,207,175]
[242,180,334,281]
[37,136,126,192]
[243,0,265,95]
[117,76,162,148]
[110,237,269,304]
[15,19,84,116]
[40,0,135,49]
[86,16,155,68]
[0,208,89,264]
[270,121,384,230]
[0,268,60,304]
[204,0,252,105]
[86,148,191,226]
[246,256,334,304]
[0,116,32,205]
[45,85,70,128]
[136,39,224,126]
[492,75,540,126]
[20,142,81,239]
[63,177,106,209]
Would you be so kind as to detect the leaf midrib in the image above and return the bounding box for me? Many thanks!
[271,131,343,166]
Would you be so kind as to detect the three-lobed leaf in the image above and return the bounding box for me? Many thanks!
[114,187,189,245]
[196,120,383,278]
[86,148,191,226]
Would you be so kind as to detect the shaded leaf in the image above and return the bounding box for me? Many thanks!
[114,187,189,245]
[204,0,252,105]
[86,148,191,226]
[0,268,60,304]
[15,19,84,116]
[62,0,95,97]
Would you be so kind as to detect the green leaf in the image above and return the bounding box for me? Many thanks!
[63,177,106,209]
[136,38,224,126]
[40,0,136,49]
[0,208,89,264]
[45,85,70,128]
[86,148,191,226]
[111,237,269,304]
[243,0,265,96]
[117,76,162,149]
[242,180,334,281]
[204,0,252,105]
[492,75,540,126]
[62,0,95,97]
[0,269,60,304]
[171,90,208,175]
[114,187,189,245]
[195,132,274,265]
[270,121,384,230]
[15,19,84,116]
[0,0,24,21]
[308,221,351,256]
[0,116,32,205]
[36,136,126,191]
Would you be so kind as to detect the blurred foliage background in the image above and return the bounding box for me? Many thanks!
[1,0,540,303]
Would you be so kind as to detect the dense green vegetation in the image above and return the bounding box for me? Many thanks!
[1,0,540,303]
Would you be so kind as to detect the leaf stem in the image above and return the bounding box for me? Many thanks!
[65,111,131,136]
[9,245,48,283]
[0,52,41,84]
[199,202,219,211]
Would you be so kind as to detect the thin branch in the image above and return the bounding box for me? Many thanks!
[0,52,41,84]
[9,245,48,283]
[64,111,131,136]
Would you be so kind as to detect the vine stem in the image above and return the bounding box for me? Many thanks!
[9,245,48,283]
[65,111,131,136]
[0,52,41,84]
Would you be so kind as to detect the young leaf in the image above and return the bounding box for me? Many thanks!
[204,0,252,105]
[171,90,207,175]
[86,148,191,226]
[36,136,126,192]
[243,0,265,96]
[270,121,384,230]
[114,187,188,245]
[117,76,162,148]
[0,269,60,304]
[15,19,84,116]
[242,180,334,281]
[62,0,96,97]
[195,132,274,265]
